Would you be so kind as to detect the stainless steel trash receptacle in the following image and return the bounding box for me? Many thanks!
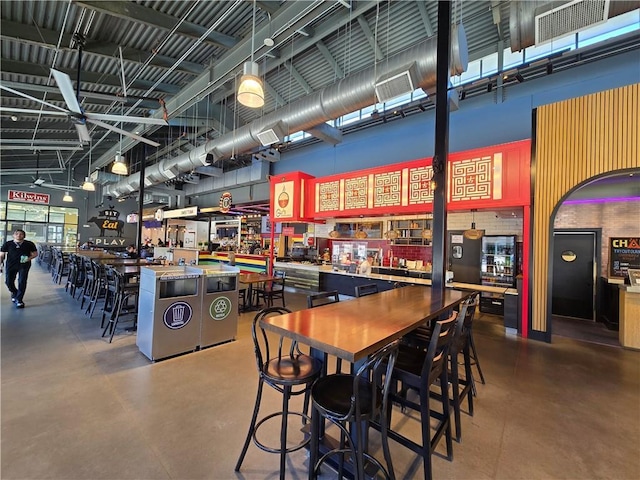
[196,265,240,348]
[137,266,202,361]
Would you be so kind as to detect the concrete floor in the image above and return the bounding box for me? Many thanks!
[2,266,639,480]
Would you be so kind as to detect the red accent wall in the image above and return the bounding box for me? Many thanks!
[308,140,531,218]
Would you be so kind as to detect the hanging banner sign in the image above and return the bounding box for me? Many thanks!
[162,206,198,219]
[8,190,50,204]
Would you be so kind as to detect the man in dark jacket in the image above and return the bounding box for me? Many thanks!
[0,229,38,308]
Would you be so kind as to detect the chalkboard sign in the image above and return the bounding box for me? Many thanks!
[609,237,640,278]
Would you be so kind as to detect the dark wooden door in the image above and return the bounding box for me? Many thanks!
[552,232,596,320]
[448,231,482,284]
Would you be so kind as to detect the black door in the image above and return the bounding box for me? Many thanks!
[448,231,482,284]
[552,232,596,320]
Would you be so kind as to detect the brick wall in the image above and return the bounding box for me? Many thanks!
[554,200,640,276]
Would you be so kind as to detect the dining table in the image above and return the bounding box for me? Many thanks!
[238,272,277,311]
[259,285,472,478]
[260,285,471,365]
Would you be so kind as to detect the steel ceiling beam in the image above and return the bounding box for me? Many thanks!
[75,1,238,49]
[0,19,204,76]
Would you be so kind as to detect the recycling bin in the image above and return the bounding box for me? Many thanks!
[137,265,202,361]
[195,265,240,348]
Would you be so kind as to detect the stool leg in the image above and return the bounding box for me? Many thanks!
[463,344,475,414]
[420,388,433,480]
[235,380,264,472]
[309,406,320,480]
[469,333,485,384]
[450,352,462,442]
[280,386,290,480]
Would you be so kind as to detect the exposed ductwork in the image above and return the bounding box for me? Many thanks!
[509,0,640,52]
[106,25,468,198]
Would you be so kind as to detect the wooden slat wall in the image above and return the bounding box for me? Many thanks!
[532,83,640,334]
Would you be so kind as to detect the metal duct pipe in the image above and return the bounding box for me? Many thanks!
[510,0,639,52]
[106,26,468,197]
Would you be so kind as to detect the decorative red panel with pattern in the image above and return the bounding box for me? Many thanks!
[307,140,530,218]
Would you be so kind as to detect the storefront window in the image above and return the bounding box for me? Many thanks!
[2,203,78,245]
[0,202,6,220]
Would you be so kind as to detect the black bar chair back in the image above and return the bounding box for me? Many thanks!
[309,340,400,480]
[386,311,458,480]
[354,283,378,298]
[235,307,322,480]
[307,290,342,373]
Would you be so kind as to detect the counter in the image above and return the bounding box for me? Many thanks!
[199,252,267,273]
[319,267,509,296]
[273,261,323,291]
[619,285,640,350]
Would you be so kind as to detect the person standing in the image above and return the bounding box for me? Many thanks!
[358,255,373,276]
[0,229,38,308]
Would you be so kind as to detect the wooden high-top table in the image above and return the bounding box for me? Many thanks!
[260,285,470,364]
[260,285,471,478]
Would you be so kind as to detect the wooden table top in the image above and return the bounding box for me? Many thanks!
[239,273,276,284]
[96,258,160,266]
[112,265,141,275]
[261,286,471,363]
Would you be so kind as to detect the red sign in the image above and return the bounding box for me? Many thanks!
[219,192,232,213]
[8,190,50,204]
[282,227,295,236]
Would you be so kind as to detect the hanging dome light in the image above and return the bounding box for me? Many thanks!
[463,209,483,239]
[238,62,264,108]
[82,177,95,191]
[62,191,73,202]
[111,153,128,175]
[82,140,95,191]
[237,0,264,108]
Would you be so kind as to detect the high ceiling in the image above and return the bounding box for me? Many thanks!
[0,0,638,195]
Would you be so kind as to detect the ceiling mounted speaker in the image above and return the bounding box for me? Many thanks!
[375,62,417,103]
[257,121,286,146]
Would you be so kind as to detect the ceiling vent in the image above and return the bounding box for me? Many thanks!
[535,0,610,44]
[257,121,286,146]
[90,170,121,184]
[375,63,418,103]
[143,192,170,206]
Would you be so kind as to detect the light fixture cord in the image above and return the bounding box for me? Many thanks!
[250,0,257,63]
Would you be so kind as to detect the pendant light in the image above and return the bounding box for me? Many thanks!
[82,141,95,191]
[237,0,264,108]
[463,209,483,240]
[112,105,129,175]
[112,154,128,175]
[63,166,73,202]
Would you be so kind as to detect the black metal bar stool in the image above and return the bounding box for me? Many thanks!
[385,312,458,480]
[235,307,322,480]
[309,340,400,480]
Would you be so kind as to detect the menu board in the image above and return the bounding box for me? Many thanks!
[609,237,640,278]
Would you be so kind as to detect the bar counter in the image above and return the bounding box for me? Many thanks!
[273,261,510,296]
